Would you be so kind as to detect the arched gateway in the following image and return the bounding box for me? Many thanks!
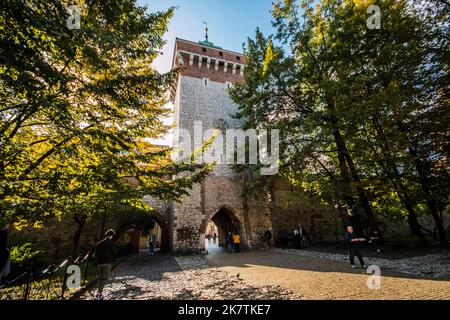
[202,206,243,248]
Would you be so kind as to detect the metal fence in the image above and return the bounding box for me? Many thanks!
[0,252,95,300]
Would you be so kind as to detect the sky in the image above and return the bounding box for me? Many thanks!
[137,0,277,146]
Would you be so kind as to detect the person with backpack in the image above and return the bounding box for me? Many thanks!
[94,229,116,300]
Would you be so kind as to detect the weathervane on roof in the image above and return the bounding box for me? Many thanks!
[199,22,221,49]
[203,22,209,42]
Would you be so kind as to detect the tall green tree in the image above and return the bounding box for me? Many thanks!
[231,0,449,244]
[0,0,209,230]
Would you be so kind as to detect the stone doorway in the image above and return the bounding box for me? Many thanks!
[206,206,242,248]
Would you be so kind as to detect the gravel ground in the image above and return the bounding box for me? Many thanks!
[82,253,301,300]
[273,248,450,278]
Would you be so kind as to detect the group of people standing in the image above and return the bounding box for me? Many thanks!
[277,225,307,250]
[225,232,241,253]
[206,233,217,245]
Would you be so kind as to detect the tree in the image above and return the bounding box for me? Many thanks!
[0,0,210,239]
[231,0,449,244]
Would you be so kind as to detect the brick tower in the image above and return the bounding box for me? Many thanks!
[169,37,273,253]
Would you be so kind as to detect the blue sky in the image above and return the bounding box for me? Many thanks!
[138,0,277,145]
[138,0,277,74]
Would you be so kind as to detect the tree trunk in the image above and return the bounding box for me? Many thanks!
[72,213,86,260]
[370,119,427,246]
[411,152,448,246]
[328,114,382,238]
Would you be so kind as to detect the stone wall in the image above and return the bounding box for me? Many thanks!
[170,71,274,253]
[268,178,343,243]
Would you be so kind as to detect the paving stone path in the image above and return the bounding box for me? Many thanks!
[207,249,450,300]
[82,252,300,300]
[82,249,449,300]
[271,248,450,278]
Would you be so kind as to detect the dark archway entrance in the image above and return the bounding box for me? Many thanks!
[208,207,241,247]
[130,211,169,252]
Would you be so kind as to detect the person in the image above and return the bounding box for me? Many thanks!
[278,227,288,250]
[232,232,241,253]
[298,224,307,248]
[206,234,211,245]
[0,230,10,283]
[293,227,301,249]
[94,229,116,300]
[148,234,157,255]
[368,229,382,253]
[213,233,217,245]
[225,232,233,253]
[263,230,272,249]
[344,226,366,269]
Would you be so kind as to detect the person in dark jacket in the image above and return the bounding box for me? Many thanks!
[278,227,288,250]
[344,226,366,269]
[225,232,233,253]
[94,229,116,300]
[263,230,272,249]
[0,230,10,283]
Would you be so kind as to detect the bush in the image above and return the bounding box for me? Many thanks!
[9,243,41,267]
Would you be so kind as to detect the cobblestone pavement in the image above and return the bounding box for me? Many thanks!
[81,252,300,300]
[207,249,450,300]
[81,249,449,300]
[272,248,450,278]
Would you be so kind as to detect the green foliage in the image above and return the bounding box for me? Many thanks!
[0,0,210,232]
[231,0,449,243]
[9,243,41,266]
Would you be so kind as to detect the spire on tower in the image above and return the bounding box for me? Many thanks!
[203,22,208,42]
[199,22,221,48]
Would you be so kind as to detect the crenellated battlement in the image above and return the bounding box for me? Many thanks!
[170,38,246,101]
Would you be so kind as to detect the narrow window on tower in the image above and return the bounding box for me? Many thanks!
[203,78,209,87]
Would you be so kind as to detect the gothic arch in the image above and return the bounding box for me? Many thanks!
[148,210,170,251]
[202,205,243,247]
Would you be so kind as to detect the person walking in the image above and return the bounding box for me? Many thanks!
[94,229,116,300]
[213,233,217,245]
[0,230,11,283]
[344,226,366,269]
[226,232,233,253]
[232,232,241,253]
[263,230,272,249]
[148,234,157,255]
